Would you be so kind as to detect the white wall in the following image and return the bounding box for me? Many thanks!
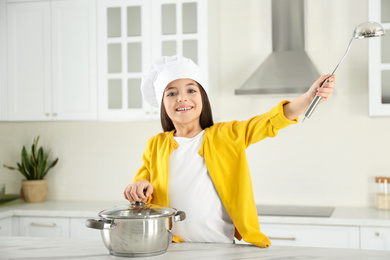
[0,0,387,207]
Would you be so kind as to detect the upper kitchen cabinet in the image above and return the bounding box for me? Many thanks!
[97,0,152,120]
[6,0,97,121]
[369,0,390,116]
[151,0,208,72]
[0,0,5,120]
[97,0,208,120]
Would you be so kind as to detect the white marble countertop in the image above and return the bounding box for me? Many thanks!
[1,200,390,228]
[0,199,125,218]
[1,236,390,260]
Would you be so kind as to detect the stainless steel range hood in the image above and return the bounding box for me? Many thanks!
[235,0,320,95]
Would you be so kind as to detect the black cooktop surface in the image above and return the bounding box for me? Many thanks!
[257,204,334,218]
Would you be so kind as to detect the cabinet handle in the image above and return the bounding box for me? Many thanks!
[375,232,380,237]
[53,113,57,116]
[45,113,50,116]
[30,222,57,227]
[269,236,297,241]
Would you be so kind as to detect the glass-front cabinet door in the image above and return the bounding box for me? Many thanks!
[151,0,208,73]
[369,0,390,116]
[98,0,152,120]
[97,0,207,120]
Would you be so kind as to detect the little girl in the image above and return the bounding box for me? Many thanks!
[123,55,336,248]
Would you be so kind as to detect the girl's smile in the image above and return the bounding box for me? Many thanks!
[176,105,193,112]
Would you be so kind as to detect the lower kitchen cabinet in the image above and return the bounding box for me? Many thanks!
[360,226,390,250]
[0,217,19,236]
[18,217,70,238]
[259,223,360,249]
[15,216,100,239]
[2,205,389,251]
[0,218,12,236]
[70,218,101,239]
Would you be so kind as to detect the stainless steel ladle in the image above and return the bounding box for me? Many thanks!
[302,21,386,122]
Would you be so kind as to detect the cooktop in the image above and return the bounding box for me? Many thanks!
[256,204,334,218]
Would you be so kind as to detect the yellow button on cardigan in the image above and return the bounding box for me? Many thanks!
[133,100,298,248]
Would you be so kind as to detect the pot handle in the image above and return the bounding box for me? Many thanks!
[174,211,186,222]
[85,219,110,230]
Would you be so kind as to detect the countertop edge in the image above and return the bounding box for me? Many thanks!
[1,200,390,228]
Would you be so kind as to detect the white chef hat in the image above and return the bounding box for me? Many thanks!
[141,55,206,108]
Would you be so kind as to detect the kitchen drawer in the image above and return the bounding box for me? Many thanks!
[19,217,70,238]
[260,223,360,249]
[70,218,101,239]
[361,226,390,250]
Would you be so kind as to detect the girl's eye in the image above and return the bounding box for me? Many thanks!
[167,92,176,97]
[188,89,196,93]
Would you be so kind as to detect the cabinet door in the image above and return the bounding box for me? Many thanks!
[151,0,208,88]
[70,218,101,239]
[259,223,360,249]
[7,1,52,121]
[0,218,12,236]
[97,0,153,120]
[19,217,70,238]
[361,226,390,250]
[0,0,6,120]
[51,0,97,120]
[369,0,390,116]
[97,0,208,120]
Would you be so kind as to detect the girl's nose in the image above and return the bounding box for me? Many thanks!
[177,93,188,102]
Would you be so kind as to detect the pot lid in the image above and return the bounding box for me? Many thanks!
[98,202,177,219]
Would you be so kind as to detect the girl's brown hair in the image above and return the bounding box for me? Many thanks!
[160,84,214,132]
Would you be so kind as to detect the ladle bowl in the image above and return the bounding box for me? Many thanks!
[353,21,386,39]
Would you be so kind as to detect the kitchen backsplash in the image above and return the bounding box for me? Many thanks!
[0,0,388,207]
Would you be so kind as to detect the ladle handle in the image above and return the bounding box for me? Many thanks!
[302,78,329,120]
[302,37,354,122]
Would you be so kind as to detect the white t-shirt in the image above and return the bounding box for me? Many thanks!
[168,130,235,243]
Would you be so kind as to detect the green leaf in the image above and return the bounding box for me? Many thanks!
[31,145,36,166]
[16,162,29,179]
[21,146,33,177]
[40,160,49,179]
[37,147,45,179]
[31,136,39,165]
[3,164,17,170]
[42,158,58,178]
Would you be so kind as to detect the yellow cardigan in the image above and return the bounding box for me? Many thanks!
[133,100,298,248]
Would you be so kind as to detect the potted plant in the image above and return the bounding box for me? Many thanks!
[3,136,59,203]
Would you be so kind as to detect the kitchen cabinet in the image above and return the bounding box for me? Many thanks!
[69,218,101,239]
[18,216,70,237]
[6,0,97,121]
[259,223,360,249]
[0,0,5,120]
[369,0,390,116]
[361,226,390,250]
[2,0,211,121]
[3,201,390,250]
[0,218,12,236]
[97,0,208,120]
[0,217,18,236]
[6,216,100,239]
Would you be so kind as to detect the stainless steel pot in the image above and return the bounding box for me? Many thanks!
[86,202,186,257]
